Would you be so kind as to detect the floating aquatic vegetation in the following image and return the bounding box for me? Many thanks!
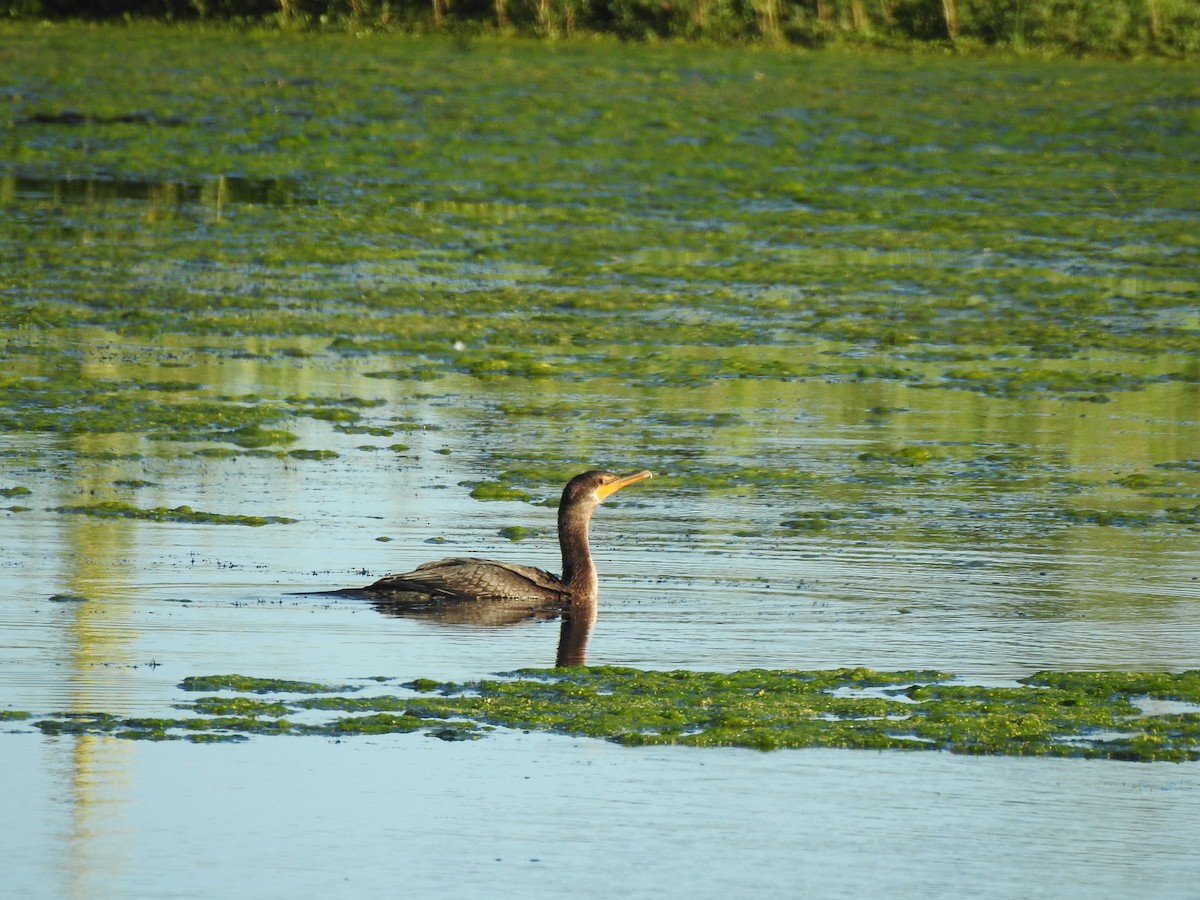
[657,467,818,492]
[47,593,90,603]
[22,667,1200,761]
[857,446,940,465]
[286,396,386,409]
[287,449,339,460]
[53,501,297,526]
[498,525,540,541]
[5,36,1196,397]
[295,407,361,424]
[215,425,298,449]
[1057,505,1200,529]
[468,480,533,502]
[780,505,906,531]
[0,374,290,441]
[186,697,291,718]
[178,674,355,694]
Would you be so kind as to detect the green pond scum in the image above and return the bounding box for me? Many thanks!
[53,501,297,526]
[2,31,1197,384]
[20,667,1200,762]
[178,674,359,693]
[0,31,1196,427]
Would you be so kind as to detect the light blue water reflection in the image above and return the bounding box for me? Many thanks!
[6,731,1200,899]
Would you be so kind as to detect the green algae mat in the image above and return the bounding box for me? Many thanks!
[3,28,1198,412]
[20,667,1200,762]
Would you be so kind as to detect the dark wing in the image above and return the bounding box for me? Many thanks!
[363,556,571,605]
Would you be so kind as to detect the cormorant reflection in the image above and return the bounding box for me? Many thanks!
[365,596,597,666]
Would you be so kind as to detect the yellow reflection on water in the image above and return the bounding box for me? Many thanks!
[53,432,141,898]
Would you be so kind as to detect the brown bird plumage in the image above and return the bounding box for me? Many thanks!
[361,469,652,608]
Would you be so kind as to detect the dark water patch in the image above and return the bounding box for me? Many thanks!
[139,380,205,392]
[16,110,187,127]
[3,172,312,208]
[930,366,1186,400]
[1157,460,1200,473]
[1058,505,1200,529]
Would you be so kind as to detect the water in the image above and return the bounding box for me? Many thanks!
[6,730,1200,899]
[3,364,1199,897]
[3,29,1200,898]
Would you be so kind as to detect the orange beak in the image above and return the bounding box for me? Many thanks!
[594,469,653,502]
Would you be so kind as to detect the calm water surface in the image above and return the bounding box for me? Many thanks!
[6,731,1200,899]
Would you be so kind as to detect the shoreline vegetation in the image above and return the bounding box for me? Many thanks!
[3,0,1199,58]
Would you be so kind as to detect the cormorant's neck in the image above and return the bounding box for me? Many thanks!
[558,502,597,601]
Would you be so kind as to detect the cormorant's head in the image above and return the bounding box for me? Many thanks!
[562,469,653,510]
